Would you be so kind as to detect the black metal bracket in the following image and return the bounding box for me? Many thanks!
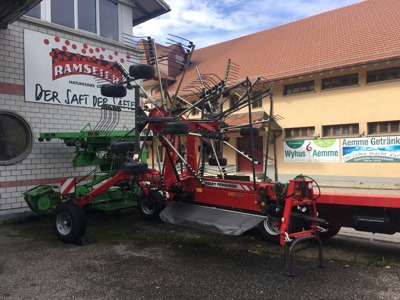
[287,235,324,277]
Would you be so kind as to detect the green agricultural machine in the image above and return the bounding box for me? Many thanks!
[24,105,147,214]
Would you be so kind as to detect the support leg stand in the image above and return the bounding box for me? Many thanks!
[287,235,324,277]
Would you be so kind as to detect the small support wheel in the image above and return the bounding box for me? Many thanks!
[258,214,307,244]
[100,84,127,98]
[51,202,87,244]
[121,162,148,175]
[208,157,228,166]
[129,64,155,80]
[162,122,189,134]
[110,142,135,154]
[258,217,281,244]
[138,190,166,220]
[319,224,341,239]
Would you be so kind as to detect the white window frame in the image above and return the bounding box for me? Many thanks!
[30,0,120,41]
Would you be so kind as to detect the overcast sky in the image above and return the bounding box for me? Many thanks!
[133,0,362,48]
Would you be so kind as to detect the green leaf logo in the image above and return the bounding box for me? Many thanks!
[314,139,336,148]
[286,140,305,149]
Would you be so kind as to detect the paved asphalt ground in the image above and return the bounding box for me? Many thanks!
[1,210,400,300]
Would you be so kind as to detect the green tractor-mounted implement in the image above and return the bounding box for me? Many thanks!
[24,105,147,214]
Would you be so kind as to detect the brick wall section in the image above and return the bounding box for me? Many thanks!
[0,83,24,96]
[0,20,137,216]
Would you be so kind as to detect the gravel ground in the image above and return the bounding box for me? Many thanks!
[1,210,400,300]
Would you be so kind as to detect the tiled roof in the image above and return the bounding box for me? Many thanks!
[173,0,400,94]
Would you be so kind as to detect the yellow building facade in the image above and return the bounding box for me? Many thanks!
[220,60,400,184]
[150,0,400,186]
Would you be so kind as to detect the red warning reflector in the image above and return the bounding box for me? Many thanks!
[60,178,75,196]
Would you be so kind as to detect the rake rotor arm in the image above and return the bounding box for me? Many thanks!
[171,42,196,104]
[175,95,202,114]
[219,87,272,120]
[264,90,274,182]
[177,79,249,118]
[160,134,205,186]
[209,142,225,179]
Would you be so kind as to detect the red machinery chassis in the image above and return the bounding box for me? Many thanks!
[317,193,400,235]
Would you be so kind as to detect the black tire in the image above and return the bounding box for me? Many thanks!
[258,217,281,243]
[51,202,87,243]
[121,162,148,175]
[208,157,228,166]
[110,142,135,154]
[319,224,341,239]
[240,127,260,137]
[100,84,127,98]
[138,190,166,220]
[258,214,304,244]
[162,122,190,134]
[129,64,155,80]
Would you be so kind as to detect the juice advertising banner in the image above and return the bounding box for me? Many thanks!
[24,29,136,109]
[342,136,400,163]
[284,139,340,162]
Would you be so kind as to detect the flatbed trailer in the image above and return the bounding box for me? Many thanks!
[316,191,400,237]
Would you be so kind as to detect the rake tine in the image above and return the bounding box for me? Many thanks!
[93,105,107,131]
[167,33,193,43]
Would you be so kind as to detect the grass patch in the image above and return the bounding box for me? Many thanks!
[86,226,216,249]
[85,227,147,243]
[363,255,395,267]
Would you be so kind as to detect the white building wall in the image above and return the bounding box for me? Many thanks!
[0,18,140,218]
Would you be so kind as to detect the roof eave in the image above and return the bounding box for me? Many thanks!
[267,56,400,82]
[0,0,42,29]
[132,0,171,27]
